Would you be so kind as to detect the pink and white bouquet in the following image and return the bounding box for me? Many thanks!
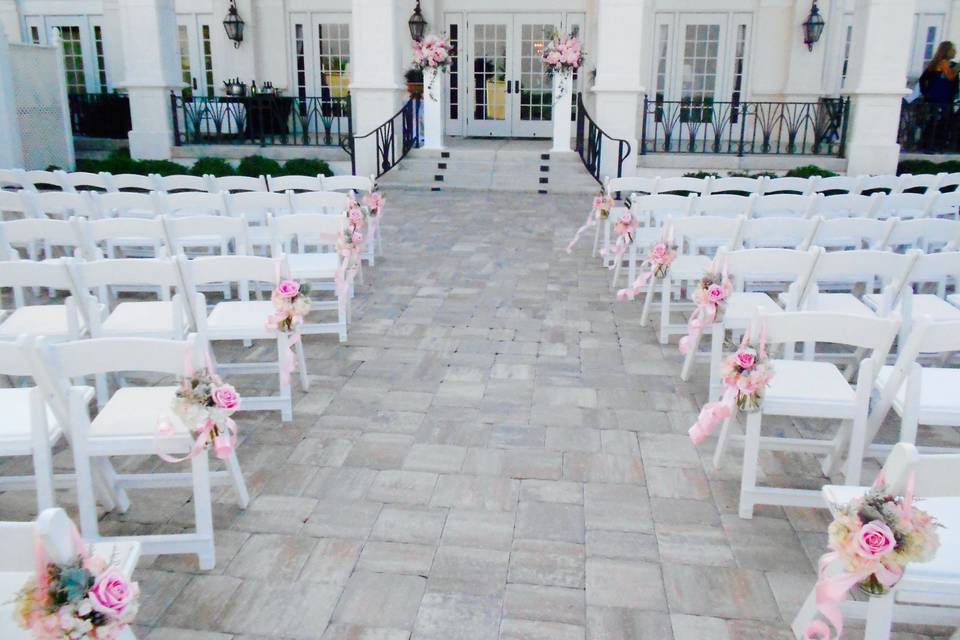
[15,545,139,639]
[616,227,676,301]
[361,189,384,217]
[162,367,239,461]
[566,184,614,253]
[268,279,311,333]
[805,484,941,639]
[411,34,453,72]
[692,270,734,320]
[541,32,584,74]
[335,193,367,297]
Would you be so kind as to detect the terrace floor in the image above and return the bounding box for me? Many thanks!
[1,189,954,639]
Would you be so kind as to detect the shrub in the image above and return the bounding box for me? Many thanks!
[75,159,104,173]
[190,157,235,177]
[785,164,838,178]
[682,171,720,179]
[728,170,778,178]
[281,158,333,177]
[137,159,188,176]
[896,159,941,175]
[236,155,282,178]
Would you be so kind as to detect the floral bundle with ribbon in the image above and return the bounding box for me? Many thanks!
[616,226,676,301]
[15,523,139,639]
[266,279,310,386]
[566,183,614,253]
[335,193,368,298]
[688,327,773,445]
[804,477,941,640]
[678,264,733,356]
[541,32,584,74]
[600,211,641,266]
[158,365,239,462]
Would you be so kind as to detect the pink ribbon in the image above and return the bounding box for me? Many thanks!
[334,247,361,298]
[678,301,720,356]
[688,386,737,445]
[156,415,238,463]
[566,206,600,254]
[617,269,653,302]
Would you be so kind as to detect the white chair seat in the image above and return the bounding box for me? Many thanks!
[806,293,876,316]
[101,301,182,336]
[893,294,960,321]
[0,388,63,453]
[287,252,339,279]
[722,292,782,324]
[763,359,856,416]
[0,305,85,339]
[947,293,960,308]
[90,386,195,456]
[875,365,960,424]
[206,300,276,335]
[670,255,712,279]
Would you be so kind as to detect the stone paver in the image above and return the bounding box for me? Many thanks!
[4,189,946,639]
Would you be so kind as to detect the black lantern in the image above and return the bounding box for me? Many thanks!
[223,0,245,48]
[408,0,427,42]
[802,0,825,51]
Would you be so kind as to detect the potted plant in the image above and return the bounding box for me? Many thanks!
[405,68,423,97]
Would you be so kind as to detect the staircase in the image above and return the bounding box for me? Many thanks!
[378,139,600,194]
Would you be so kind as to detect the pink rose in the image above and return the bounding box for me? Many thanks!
[706,283,727,303]
[348,208,364,225]
[545,50,562,65]
[275,279,300,298]
[649,243,668,261]
[352,231,364,244]
[855,521,897,558]
[210,384,240,410]
[735,348,756,370]
[89,568,137,619]
[363,192,383,212]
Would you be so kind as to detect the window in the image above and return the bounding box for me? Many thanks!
[681,24,719,104]
[59,26,87,94]
[840,24,853,89]
[654,24,669,102]
[201,24,214,97]
[318,22,350,106]
[923,25,937,67]
[294,23,307,100]
[448,23,459,119]
[92,25,107,91]
[472,23,507,122]
[29,26,40,45]
[177,25,193,92]
[730,24,747,104]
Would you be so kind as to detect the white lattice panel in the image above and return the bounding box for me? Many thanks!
[9,42,73,170]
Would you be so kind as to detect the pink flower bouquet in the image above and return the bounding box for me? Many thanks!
[15,547,139,639]
[692,270,733,321]
[269,279,312,333]
[411,34,453,72]
[166,367,240,461]
[593,189,614,221]
[541,32,584,74]
[720,344,773,412]
[647,239,677,280]
[361,189,384,217]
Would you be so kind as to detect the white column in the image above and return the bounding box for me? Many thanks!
[350,0,403,176]
[591,0,645,177]
[253,0,287,89]
[0,24,24,168]
[782,0,834,100]
[551,72,573,152]
[116,0,182,159]
[422,67,444,150]
[844,0,916,176]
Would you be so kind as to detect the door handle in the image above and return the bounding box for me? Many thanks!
[514,80,520,94]
[506,79,511,94]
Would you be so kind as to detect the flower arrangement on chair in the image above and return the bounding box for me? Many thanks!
[804,479,941,640]
[616,226,676,301]
[541,32,584,75]
[335,193,369,298]
[269,280,312,333]
[678,263,734,356]
[15,532,139,639]
[159,366,240,462]
[688,327,773,445]
[566,183,614,253]
[411,34,454,99]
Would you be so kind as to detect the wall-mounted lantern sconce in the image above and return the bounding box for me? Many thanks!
[803,0,825,51]
[408,0,427,42]
[223,0,245,48]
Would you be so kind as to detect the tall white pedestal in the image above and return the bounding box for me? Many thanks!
[423,67,445,150]
[551,72,572,152]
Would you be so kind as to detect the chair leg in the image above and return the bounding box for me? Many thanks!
[277,333,293,423]
[94,459,131,513]
[679,328,701,382]
[659,277,671,345]
[708,325,725,400]
[30,390,55,513]
[739,411,763,519]
[71,441,100,539]
[639,277,656,327]
[611,259,621,289]
[295,339,309,392]
[898,364,922,445]
[863,590,895,640]
[822,419,852,478]
[712,416,733,469]
[190,452,215,571]
[591,222,601,257]
[226,452,250,509]
[338,295,348,343]
[790,582,821,639]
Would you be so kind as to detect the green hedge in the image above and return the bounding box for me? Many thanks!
[236,155,283,178]
[73,150,333,180]
[190,157,235,177]
[279,158,334,177]
[784,164,839,178]
[896,159,960,175]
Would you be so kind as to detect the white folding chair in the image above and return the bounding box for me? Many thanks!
[929,190,960,220]
[656,176,708,195]
[268,212,349,341]
[76,216,169,260]
[322,175,374,193]
[31,334,249,570]
[0,190,33,222]
[859,175,903,195]
[812,175,862,195]
[226,191,292,252]
[55,170,111,193]
[0,259,87,341]
[750,193,815,218]
[152,174,210,193]
[207,175,267,193]
[715,311,900,518]
[871,193,936,220]
[27,191,95,221]
[813,217,895,251]
[607,176,658,198]
[621,194,695,284]
[738,216,820,249]
[0,168,32,192]
[692,193,752,218]
[163,214,249,257]
[706,176,761,195]
[289,191,349,215]
[811,193,878,219]
[792,443,960,639]
[654,215,744,342]
[267,174,324,193]
[176,255,309,421]
[938,172,960,193]
[884,218,960,253]
[760,176,812,195]
[680,247,819,401]
[159,191,228,217]
[0,218,83,262]
[897,173,945,194]
[105,173,158,193]
[21,170,65,192]
[91,191,160,219]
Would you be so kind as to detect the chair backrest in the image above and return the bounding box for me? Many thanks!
[36,508,80,565]
[0,218,82,260]
[269,213,343,255]
[859,175,902,195]
[322,175,374,193]
[707,176,761,195]
[897,173,944,194]
[903,251,960,293]
[656,176,707,195]
[226,191,291,224]
[69,257,179,303]
[608,176,658,197]
[870,193,935,220]
[811,193,877,219]
[750,193,814,218]
[290,191,350,214]
[929,190,960,219]
[56,170,110,193]
[79,216,169,259]
[0,168,31,191]
[0,190,34,219]
[160,191,228,217]
[739,217,820,250]
[177,255,285,317]
[885,218,960,252]
[267,174,324,193]
[938,172,960,193]
[22,169,64,191]
[630,194,695,227]
[162,214,250,255]
[808,249,919,295]
[28,191,94,219]
[153,174,210,193]
[106,173,158,193]
[879,443,960,498]
[208,175,267,193]
[761,176,811,195]
[37,334,199,380]
[91,191,159,219]
[692,194,752,218]
[813,217,895,250]
[717,247,819,293]
[813,175,861,195]
[0,258,75,309]
[0,334,34,377]
[753,310,900,354]
[669,215,744,254]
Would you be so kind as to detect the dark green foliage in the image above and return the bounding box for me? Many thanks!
[682,171,721,179]
[137,159,188,176]
[280,158,333,177]
[785,164,839,178]
[44,165,62,171]
[236,155,282,178]
[728,170,779,178]
[896,159,941,175]
[189,156,236,177]
[70,153,330,179]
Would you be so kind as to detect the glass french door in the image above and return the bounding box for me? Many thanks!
[909,13,945,83]
[464,13,562,137]
[176,15,216,98]
[25,16,102,94]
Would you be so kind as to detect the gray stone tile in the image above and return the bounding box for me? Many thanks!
[412,592,502,640]
[546,427,602,452]
[431,475,520,511]
[300,538,365,584]
[516,501,585,543]
[503,584,585,626]
[220,580,342,638]
[654,524,736,568]
[489,424,545,449]
[662,564,780,621]
[371,506,447,545]
[427,545,509,596]
[650,497,720,527]
[519,479,583,504]
[586,607,674,640]
[501,450,563,480]
[500,619,584,640]
[304,501,383,539]
[403,444,468,473]
[645,466,712,501]
[357,541,436,575]
[146,630,233,640]
[721,514,816,574]
[367,470,439,505]
[508,539,585,589]
[233,495,318,534]
[585,559,666,611]
[321,625,411,640]
[159,574,241,630]
[441,509,517,551]
[585,531,659,562]
[563,453,645,484]
[225,533,317,581]
[334,571,426,630]
[670,614,731,640]
[584,484,652,533]
[305,467,378,500]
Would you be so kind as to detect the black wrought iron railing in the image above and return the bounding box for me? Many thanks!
[641,97,849,157]
[171,94,352,147]
[575,93,631,182]
[68,93,132,139]
[350,98,421,177]
[898,99,960,153]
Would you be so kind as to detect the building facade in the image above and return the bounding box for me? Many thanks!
[0,0,942,175]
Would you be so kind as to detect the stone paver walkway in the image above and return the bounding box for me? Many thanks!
[1,189,952,639]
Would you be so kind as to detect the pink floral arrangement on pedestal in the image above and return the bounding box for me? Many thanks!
[412,34,453,98]
[804,480,941,639]
[158,365,240,462]
[541,32,584,75]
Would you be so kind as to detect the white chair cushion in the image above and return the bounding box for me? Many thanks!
[101,301,181,336]
[90,386,185,439]
[764,359,856,413]
[287,253,339,280]
[0,305,85,338]
[875,365,960,422]
[805,293,876,316]
[206,300,275,333]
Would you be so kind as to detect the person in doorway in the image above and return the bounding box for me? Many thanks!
[918,41,959,151]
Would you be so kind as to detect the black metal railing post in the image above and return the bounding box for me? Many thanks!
[838,97,851,158]
[348,98,356,175]
[349,98,419,178]
[170,92,181,146]
[737,101,747,157]
[640,97,648,155]
[572,95,631,184]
